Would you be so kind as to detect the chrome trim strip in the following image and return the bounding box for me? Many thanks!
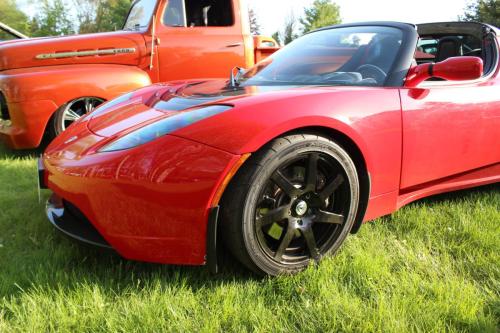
[35,48,136,60]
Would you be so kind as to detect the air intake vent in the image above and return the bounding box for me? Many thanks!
[0,92,9,120]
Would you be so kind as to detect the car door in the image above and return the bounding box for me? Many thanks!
[155,0,247,82]
[399,69,500,189]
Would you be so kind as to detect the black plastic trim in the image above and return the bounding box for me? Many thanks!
[428,63,434,77]
[46,195,112,249]
[37,158,47,189]
[206,206,220,274]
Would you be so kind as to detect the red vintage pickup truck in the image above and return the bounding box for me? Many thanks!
[0,0,278,149]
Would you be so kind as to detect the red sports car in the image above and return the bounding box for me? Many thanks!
[40,22,500,275]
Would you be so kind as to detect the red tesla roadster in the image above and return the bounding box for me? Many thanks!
[40,22,500,275]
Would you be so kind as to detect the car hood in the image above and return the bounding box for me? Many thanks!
[86,79,302,137]
[0,31,147,71]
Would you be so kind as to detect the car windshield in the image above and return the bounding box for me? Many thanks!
[241,26,404,87]
[123,0,157,31]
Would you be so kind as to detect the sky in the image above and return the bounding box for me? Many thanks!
[250,0,471,35]
[17,0,471,36]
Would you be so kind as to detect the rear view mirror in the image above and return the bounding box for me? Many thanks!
[405,56,483,87]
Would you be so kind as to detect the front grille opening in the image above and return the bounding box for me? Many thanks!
[61,200,111,248]
[0,92,9,120]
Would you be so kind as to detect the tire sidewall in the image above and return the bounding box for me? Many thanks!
[241,137,360,275]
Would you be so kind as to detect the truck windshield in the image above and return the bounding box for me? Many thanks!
[241,26,404,87]
[123,0,157,31]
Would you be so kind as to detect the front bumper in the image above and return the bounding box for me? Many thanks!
[46,193,112,248]
[42,131,240,266]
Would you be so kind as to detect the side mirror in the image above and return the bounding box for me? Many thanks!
[405,56,484,87]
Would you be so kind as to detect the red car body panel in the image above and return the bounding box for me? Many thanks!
[41,22,500,267]
[45,119,241,265]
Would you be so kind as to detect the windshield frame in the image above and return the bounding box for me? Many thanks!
[123,0,159,32]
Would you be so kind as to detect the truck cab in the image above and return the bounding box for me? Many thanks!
[0,0,278,149]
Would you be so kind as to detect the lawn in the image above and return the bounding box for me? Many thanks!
[0,143,498,332]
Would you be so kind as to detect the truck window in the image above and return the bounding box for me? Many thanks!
[124,0,157,31]
[164,0,186,27]
[163,0,234,27]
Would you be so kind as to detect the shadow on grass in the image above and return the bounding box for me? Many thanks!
[408,182,499,206]
[0,143,44,159]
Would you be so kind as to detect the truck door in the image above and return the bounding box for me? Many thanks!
[155,0,248,82]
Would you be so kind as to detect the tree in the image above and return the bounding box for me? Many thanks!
[0,0,30,35]
[271,31,281,46]
[77,0,132,34]
[460,0,499,27]
[29,0,75,37]
[282,14,299,45]
[248,8,261,35]
[272,13,299,46]
[300,0,341,34]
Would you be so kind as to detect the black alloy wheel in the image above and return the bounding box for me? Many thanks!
[221,133,360,276]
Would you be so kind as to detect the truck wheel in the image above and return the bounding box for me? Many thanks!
[220,134,360,276]
[50,97,104,138]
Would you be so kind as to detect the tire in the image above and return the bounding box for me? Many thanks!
[220,133,360,276]
[49,97,104,139]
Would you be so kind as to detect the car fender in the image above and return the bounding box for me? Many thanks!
[175,88,403,198]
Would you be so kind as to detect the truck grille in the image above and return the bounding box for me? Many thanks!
[0,92,9,120]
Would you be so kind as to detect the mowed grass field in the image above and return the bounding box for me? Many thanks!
[0,143,498,333]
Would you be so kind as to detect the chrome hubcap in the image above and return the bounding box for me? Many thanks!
[61,97,104,131]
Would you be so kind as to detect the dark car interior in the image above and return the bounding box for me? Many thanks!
[164,0,234,27]
[415,22,499,79]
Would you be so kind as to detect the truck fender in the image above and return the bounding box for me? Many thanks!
[0,64,152,147]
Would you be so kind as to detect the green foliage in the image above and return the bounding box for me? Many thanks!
[0,0,30,36]
[271,31,281,46]
[29,0,75,37]
[273,14,299,46]
[78,0,132,34]
[300,0,341,34]
[0,143,498,332]
[460,0,500,27]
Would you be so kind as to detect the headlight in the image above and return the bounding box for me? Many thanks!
[99,105,232,152]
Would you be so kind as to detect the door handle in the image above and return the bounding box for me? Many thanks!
[226,42,243,48]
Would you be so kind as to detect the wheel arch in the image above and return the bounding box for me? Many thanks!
[217,125,371,236]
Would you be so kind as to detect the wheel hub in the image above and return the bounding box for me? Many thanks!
[294,200,308,216]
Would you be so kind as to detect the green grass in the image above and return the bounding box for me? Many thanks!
[0,143,498,333]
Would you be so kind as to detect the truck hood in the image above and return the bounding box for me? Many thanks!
[0,31,147,71]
